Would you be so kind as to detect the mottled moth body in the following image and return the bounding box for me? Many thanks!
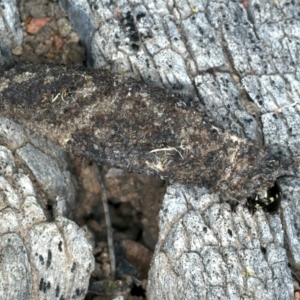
[0,62,290,199]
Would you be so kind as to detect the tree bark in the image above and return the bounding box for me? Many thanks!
[1,0,300,299]
[0,115,94,300]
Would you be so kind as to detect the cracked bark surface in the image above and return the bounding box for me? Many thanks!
[0,116,94,300]
[1,0,300,299]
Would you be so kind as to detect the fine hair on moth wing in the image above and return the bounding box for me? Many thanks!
[148,141,194,159]
[148,147,184,159]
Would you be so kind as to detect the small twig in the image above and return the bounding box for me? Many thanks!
[93,164,116,279]
[52,93,61,102]
[275,101,300,114]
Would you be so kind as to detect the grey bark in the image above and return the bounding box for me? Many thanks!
[0,0,22,62]
[0,116,94,300]
[148,182,298,300]
[1,0,300,299]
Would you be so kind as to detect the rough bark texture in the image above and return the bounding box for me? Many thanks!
[0,0,22,62]
[0,116,94,300]
[148,182,299,300]
[1,0,300,299]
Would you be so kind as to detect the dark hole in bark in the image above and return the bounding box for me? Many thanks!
[246,181,282,214]
[130,283,146,298]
